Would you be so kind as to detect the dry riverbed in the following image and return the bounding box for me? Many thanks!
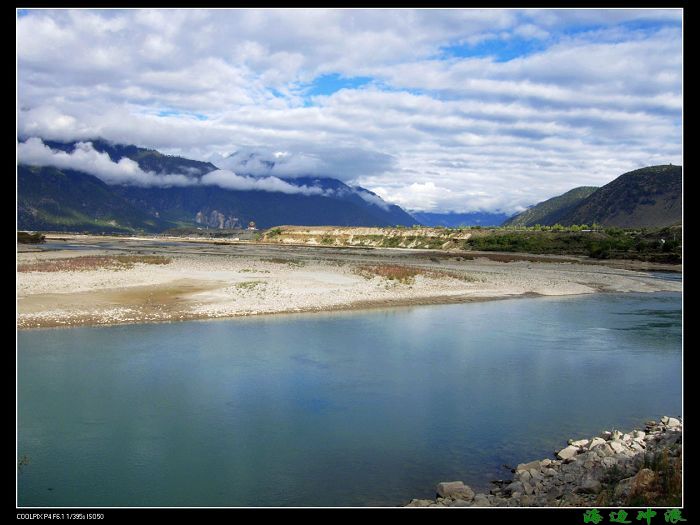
[17,235,681,329]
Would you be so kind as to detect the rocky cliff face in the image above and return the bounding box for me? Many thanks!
[406,417,682,507]
[195,210,242,229]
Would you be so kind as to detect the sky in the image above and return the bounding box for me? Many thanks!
[16,8,682,214]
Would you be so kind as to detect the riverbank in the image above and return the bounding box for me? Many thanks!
[405,417,683,507]
[17,235,681,329]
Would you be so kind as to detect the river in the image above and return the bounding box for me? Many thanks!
[17,290,681,507]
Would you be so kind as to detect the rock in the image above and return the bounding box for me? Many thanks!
[557,445,579,460]
[633,468,656,490]
[600,431,613,440]
[506,481,524,495]
[519,470,532,483]
[540,458,552,467]
[601,457,618,468]
[436,481,475,500]
[406,499,432,507]
[575,479,602,494]
[589,437,606,449]
[633,430,646,439]
[472,494,490,507]
[612,430,623,440]
[609,441,626,454]
[661,416,670,425]
[516,460,542,472]
[451,498,471,507]
[666,417,681,428]
[622,433,632,442]
[522,481,534,495]
[544,468,558,477]
[614,468,655,500]
[529,468,543,482]
[569,439,590,447]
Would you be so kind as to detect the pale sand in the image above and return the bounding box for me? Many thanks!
[16,238,681,329]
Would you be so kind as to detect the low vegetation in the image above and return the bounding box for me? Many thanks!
[235,280,266,290]
[463,226,681,263]
[354,264,481,285]
[17,231,46,244]
[261,257,307,267]
[17,255,172,273]
[260,225,681,264]
[596,446,682,507]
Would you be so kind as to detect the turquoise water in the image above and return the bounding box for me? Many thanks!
[17,292,682,507]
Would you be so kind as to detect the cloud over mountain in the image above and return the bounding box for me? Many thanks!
[17,8,682,213]
[18,138,334,196]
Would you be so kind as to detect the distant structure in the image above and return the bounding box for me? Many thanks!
[248,221,257,230]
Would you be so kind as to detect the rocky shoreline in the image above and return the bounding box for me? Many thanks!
[405,417,682,507]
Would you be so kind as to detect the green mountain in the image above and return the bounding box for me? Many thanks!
[17,165,174,233]
[502,186,599,227]
[557,165,682,228]
[17,139,419,232]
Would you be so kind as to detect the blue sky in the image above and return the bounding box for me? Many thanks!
[17,8,682,213]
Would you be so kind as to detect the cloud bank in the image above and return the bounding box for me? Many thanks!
[18,138,332,196]
[18,137,193,187]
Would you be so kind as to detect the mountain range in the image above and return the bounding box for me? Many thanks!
[17,139,682,233]
[502,165,681,228]
[17,139,419,232]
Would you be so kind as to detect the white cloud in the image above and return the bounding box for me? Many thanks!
[17,137,193,187]
[200,169,327,195]
[18,138,335,196]
[352,187,391,211]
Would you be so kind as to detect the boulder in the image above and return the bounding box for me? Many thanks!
[609,441,626,454]
[601,457,618,468]
[516,460,541,472]
[472,494,491,507]
[506,481,524,495]
[589,437,606,449]
[575,479,602,494]
[436,481,475,501]
[406,499,432,507]
[529,468,543,482]
[666,417,681,428]
[557,445,579,460]
[569,439,590,447]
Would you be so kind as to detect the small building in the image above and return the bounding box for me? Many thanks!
[248,221,257,230]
